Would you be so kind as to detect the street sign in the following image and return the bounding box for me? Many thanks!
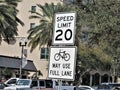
[48,46,77,80]
[53,12,76,45]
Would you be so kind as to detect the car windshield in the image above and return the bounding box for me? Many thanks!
[16,80,30,85]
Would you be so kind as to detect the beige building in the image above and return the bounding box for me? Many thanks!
[0,0,62,79]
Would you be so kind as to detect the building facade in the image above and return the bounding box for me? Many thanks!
[0,0,61,79]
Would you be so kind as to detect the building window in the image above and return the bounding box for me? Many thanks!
[31,6,36,13]
[30,23,35,29]
[40,48,49,59]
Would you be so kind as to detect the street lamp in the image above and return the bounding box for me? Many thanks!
[19,38,27,78]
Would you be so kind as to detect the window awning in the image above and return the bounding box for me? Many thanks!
[0,55,37,72]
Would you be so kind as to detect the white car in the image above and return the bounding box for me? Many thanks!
[4,79,36,90]
[74,85,95,90]
[4,79,54,90]
[4,78,19,86]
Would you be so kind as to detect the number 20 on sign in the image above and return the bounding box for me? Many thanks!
[53,12,76,45]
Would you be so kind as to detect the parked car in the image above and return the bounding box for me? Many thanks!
[4,79,54,90]
[0,82,7,89]
[4,78,19,86]
[0,78,19,89]
[74,85,95,90]
[96,83,120,90]
[4,79,76,90]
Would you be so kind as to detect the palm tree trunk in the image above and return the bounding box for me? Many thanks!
[112,75,115,83]
[77,76,82,86]
[90,74,93,86]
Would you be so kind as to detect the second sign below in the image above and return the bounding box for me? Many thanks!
[48,46,77,80]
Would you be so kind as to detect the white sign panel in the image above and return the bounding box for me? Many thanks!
[53,12,76,45]
[48,46,77,80]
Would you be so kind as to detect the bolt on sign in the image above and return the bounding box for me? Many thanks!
[53,12,76,45]
[48,46,77,80]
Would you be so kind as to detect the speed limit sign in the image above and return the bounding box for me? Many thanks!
[53,12,76,45]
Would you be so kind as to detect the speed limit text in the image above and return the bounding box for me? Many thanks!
[57,16,74,22]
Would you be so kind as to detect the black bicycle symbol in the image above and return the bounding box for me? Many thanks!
[54,49,70,61]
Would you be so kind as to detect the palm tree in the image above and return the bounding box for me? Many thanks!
[0,0,24,44]
[27,3,71,52]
